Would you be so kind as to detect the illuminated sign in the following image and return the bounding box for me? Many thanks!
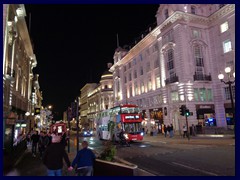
[125,116,135,119]
[125,115,140,119]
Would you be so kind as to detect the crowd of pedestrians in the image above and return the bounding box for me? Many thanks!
[145,123,197,139]
[26,129,95,176]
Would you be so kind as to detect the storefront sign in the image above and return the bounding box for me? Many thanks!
[6,118,16,125]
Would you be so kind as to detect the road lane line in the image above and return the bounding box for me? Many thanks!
[172,162,218,176]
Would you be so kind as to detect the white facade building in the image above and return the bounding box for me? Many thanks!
[110,4,235,133]
[80,63,114,129]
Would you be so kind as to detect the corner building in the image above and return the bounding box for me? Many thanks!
[110,4,235,133]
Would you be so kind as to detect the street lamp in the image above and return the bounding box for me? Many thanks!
[218,67,235,130]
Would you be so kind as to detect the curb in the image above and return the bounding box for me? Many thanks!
[136,168,156,176]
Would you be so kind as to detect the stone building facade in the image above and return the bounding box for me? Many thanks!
[110,4,235,133]
[3,4,42,151]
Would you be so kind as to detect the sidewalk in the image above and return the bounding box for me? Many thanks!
[142,133,235,146]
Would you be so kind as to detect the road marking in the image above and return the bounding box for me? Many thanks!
[172,162,218,176]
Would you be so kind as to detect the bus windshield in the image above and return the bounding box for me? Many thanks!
[121,107,140,114]
[123,122,142,133]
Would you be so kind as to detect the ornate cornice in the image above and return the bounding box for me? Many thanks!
[111,4,234,71]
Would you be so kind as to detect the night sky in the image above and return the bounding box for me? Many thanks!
[24,4,159,117]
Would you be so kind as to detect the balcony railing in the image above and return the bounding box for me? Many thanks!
[165,75,179,85]
[193,73,212,81]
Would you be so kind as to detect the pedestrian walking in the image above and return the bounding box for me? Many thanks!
[183,125,188,138]
[43,134,72,176]
[191,124,196,136]
[39,132,50,159]
[70,141,96,176]
[169,124,174,138]
[164,124,167,137]
[31,130,39,157]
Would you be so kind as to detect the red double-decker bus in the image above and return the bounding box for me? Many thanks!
[97,104,144,141]
[49,122,67,136]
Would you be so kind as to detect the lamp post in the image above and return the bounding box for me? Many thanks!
[218,67,235,132]
[25,112,31,132]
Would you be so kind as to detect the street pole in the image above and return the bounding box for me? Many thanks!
[185,115,190,141]
[76,98,79,152]
[67,107,71,153]
[228,82,235,134]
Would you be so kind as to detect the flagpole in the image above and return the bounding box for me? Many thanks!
[117,33,119,47]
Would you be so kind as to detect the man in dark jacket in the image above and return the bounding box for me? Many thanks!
[70,141,96,176]
[31,131,39,157]
[43,134,72,176]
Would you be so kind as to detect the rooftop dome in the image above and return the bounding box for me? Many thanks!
[100,70,113,81]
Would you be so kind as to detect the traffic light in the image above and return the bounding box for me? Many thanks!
[179,105,186,116]
[185,109,190,117]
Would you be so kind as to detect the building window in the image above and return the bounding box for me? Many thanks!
[146,62,150,72]
[129,85,132,97]
[156,74,161,89]
[134,70,137,79]
[133,58,136,65]
[192,29,200,38]
[171,91,179,102]
[124,76,127,83]
[105,85,108,89]
[124,66,127,72]
[167,49,174,70]
[141,81,144,93]
[154,58,159,68]
[199,88,206,101]
[220,22,229,33]
[148,76,152,91]
[191,6,196,14]
[194,88,199,101]
[128,62,131,69]
[134,82,138,96]
[223,40,232,53]
[194,45,204,67]
[207,89,213,101]
[139,54,143,61]
[129,73,132,81]
[163,30,173,45]
[224,85,235,100]
[164,9,169,19]
[140,66,143,75]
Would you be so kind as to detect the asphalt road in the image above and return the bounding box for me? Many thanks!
[116,139,235,176]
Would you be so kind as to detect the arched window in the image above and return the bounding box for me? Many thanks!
[191,6,196,14]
